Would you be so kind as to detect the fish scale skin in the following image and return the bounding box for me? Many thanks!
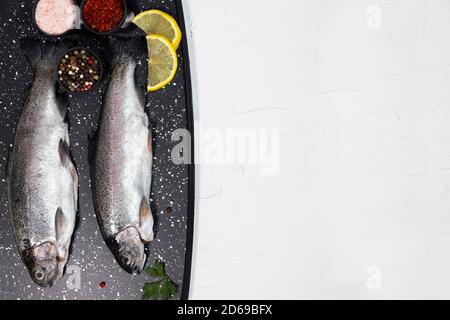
[94,60,153,241]
[8,66,77,260]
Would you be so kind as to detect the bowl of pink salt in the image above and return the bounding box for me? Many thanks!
[33,0,78,36]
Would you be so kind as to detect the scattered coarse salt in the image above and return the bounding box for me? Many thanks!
[34,0,77,36]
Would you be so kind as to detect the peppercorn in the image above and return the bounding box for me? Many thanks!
[57,48,102,93]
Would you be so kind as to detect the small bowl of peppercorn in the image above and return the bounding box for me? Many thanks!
[57,47,103,93]
[81,0,127,35]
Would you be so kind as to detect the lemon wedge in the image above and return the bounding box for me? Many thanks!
[146,34,178,92]
[133,10,182,49]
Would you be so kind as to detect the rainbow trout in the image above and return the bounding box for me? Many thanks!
[92,38,154,274]
[8,40,78,287]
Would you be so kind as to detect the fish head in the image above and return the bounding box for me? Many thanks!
[113,227,146,274]
[24,241,61,287]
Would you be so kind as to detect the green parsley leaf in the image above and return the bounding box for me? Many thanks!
[159,281,171,300]
[142,260,178,300]
[145,260,166,277]
[142,282,161,300]
[165,278,178,297]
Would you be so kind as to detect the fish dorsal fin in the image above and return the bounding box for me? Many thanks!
[55,93,69,120]
[4,144,12,179]
[58,139,70,166]
[135,82,146,107]
[148,129,153,153]
[139,198,154,242]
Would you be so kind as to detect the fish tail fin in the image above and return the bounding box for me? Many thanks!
[105,36,146,65]
[106,37,148,89]
[20,38,71,70]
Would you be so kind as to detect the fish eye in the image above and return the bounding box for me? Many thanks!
[122,255,132,266]
[34,270,44,281]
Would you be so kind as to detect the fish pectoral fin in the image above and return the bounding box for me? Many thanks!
[56,246,68,262]
[139,198,154,242]
[55,248,68,280]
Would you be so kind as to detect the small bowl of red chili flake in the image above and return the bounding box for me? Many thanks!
[81,0,127,34]
[57,48,103,93]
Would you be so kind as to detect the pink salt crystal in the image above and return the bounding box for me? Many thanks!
[35,0,77,35]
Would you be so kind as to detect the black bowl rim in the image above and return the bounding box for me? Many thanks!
[56,46,104,94]
[32,0,77,37]
[80,0,127,35]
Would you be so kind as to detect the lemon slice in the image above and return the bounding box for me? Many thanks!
[147,34,178,92]
[133,10,182,49]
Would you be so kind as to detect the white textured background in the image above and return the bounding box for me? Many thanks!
[184,0,450,299]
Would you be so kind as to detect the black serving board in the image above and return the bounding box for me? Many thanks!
[0,0,194,300]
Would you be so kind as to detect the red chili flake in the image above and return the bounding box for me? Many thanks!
[99,281,106,288]
[82,0,125,33]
